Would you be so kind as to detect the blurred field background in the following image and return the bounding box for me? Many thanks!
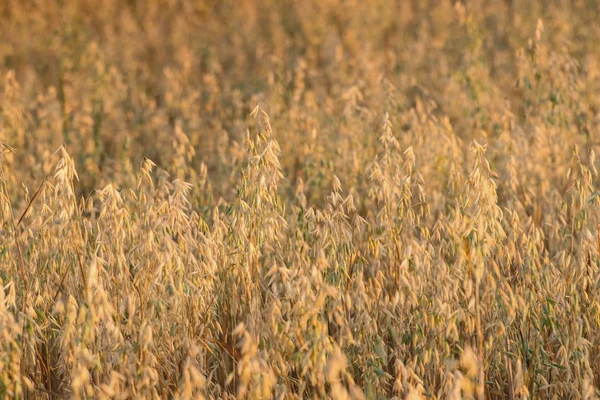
[1,0,600,398]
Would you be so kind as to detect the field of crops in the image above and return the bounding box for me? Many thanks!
[1,0,600,398]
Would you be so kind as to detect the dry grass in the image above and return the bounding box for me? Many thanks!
[1,0,600,398]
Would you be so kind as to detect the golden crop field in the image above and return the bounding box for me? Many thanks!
[1,0,600,398]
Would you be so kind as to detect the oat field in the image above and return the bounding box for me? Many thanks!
[1,1,600,398]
